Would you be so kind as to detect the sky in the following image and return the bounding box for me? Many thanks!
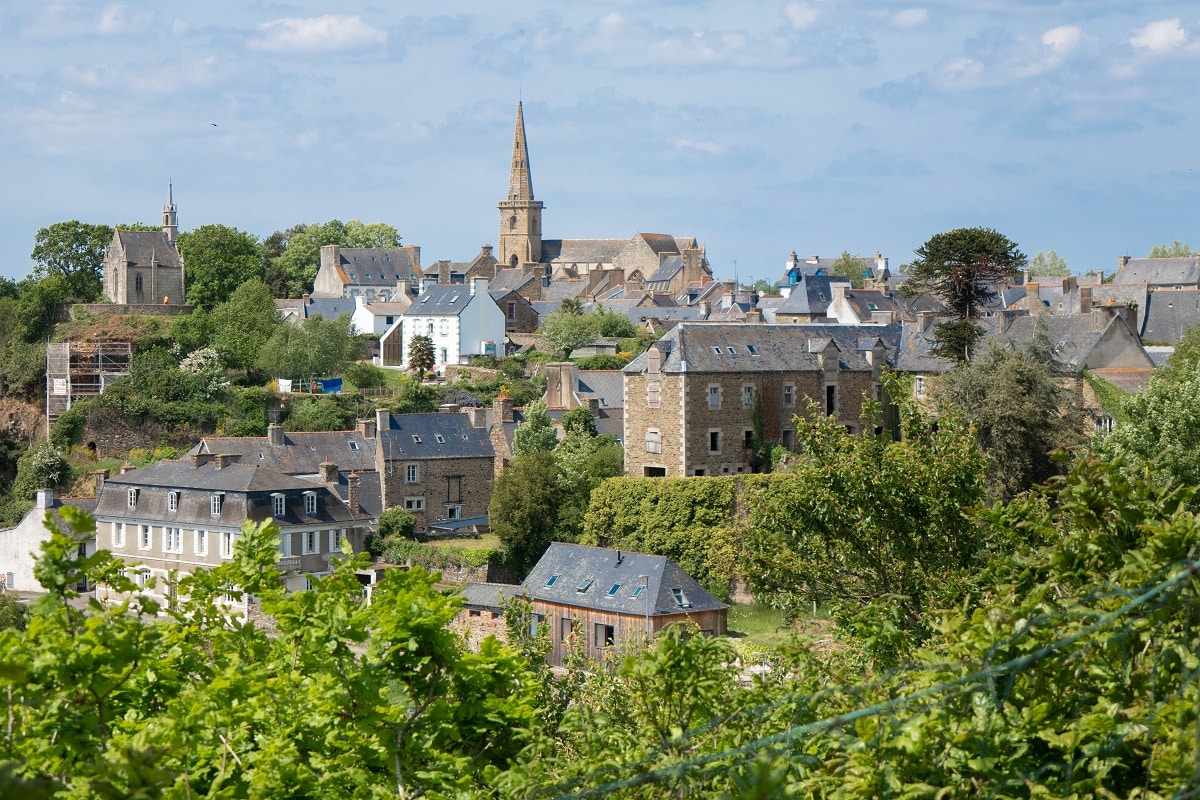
[1,1,1198,287]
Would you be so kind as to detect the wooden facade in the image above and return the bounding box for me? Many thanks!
[533,601,728,666]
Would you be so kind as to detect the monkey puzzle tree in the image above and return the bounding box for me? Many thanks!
[902,227,1026,362]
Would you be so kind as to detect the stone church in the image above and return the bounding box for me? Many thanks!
[493,103,713,302]
[102,185,186,305]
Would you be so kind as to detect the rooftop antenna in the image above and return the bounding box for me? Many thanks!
[732,260,738,289]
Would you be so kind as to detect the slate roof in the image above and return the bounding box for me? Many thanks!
[542,239,627,264]
[835,288,900,320]
[190,428,376,475]
[402,284,478,317]
[305,298,357,320]
[114,231,183,269]
[576,370,624,409]
[648,255,683,285]
[460,582,522,609]
[1114,257,1200,287]
[776,274,852,317]
[489,268,537,294]
[334,248,421,284]
[1137,290,1200,344]
[378,413,494,461]
[95,459,368,529]
[542,279,588,302]
[521,543,727,617]
[625,323,900,374]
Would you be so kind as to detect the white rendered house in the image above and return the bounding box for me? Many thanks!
[380,278,504,372]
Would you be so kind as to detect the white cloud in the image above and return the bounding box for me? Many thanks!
[672,138,725,155]
[938,56,983,87]
[249,15,386,53]
[1129,18,1187,52]
[891,9,928,30]
[1042,25,1083,56]
[783,3,821,31]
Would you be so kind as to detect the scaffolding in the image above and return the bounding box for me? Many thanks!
[46,341,132,433]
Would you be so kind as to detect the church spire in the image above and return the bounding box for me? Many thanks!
[161,180,178,246]
[507,101,534,202]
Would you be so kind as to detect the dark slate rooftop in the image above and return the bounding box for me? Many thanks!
[776,274,852,316]
[648,255,684,284]
[305,298,357,320]
[378,413,494,460]
[402,284,480,317]
[114,231,183,269]
[490,269,537,294]
[1136,290,1200,344]
[521,542,727,616]
[336,247,420,284]
[577,370,624,409]
[460,582,522,608]
[624,322,900,374]
[542,280,588,302]
[1114,257,1200,287]
[190,428,376,475]
[542,238,628,264]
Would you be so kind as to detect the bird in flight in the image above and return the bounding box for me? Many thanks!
[211,123,218,127]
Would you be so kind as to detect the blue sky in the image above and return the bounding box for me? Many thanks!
[1,1,1198,287]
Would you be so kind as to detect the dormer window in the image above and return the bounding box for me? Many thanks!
[412,434,422,444]
[671,587,692,608]
[304,491,317,516]
[127,488,138,509]
[272,493,286,517]
[167,491,178,513]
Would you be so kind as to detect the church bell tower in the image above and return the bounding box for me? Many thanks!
[497,102,543,269]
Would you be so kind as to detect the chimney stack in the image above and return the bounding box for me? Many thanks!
[120,462,135,475]
[190,453,213,468]
[916,310,935,334]
[320,460,338,484]
[93,469,109,496]
[268,423,284,446]
[213,454,239,470]
[1079,285,1093,314]
[357,417,377,439]
[745,307,764,324]
[493,394,514,424]
[376,407,390,435]
[1119,255,1130,269]
[347,471,361,512]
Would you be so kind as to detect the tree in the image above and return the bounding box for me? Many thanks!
[559,298,583,315]
[177,224,263,308]
[209,278,280,372]
[268,220,401,298]
[407,334,435,379]
[828,251,870,288]
[936,339,1085,501]
[490,450,561,574]
[12,275,70,343]
[1148,240,1196,258]
[902,227,1027,362]
[540,311,599,358]
[1029,249,1070,277]
[512,398,558,455]
[257,314,357,382]
[751,278,779,296]
[30,220,113,301]
[553,413,622,543]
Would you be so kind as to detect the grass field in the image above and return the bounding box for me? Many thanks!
[725,603,836,650]
[425,533,502,551]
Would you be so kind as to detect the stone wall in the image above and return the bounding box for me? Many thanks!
[380,454,494,532]
[444,365,501,384]
[72,303,193,319]
[81,412,208,461]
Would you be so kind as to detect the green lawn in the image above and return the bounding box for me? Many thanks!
[725,603,835,650]
[425,533,502,551]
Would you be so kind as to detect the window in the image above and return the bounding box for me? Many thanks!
[134,567,150,588]
[330,529,344,552]
[445,505,462,520]
[647,381,660,408]
[272,494,286,517]
[164,527,183,554]
[711,346,723,356]
[405,464,419,483]
[469,609,481,617]
[304,492,317,516]
[427,322,434,334]
[546,574,560,587]
[210,493,223,516]
[632,584,645,598]
[529,613,545,637]
[305,575,315,592]
[113,522,126,548]
[435,434,445,444]
[708,385,721,410]
[595,623,616,648]
[194,529,208,556]
[167,491,178,512]
[693,468,706,476]
[139,525,152,551]
[127,488,138,508]
[404,497,424,511]
[221,531,235,559]
[412,434,423,444]
[507,301,516,320]
[783,384,795,406]
[576,578,593,593]
[782,429,795,450]
[747,344,759,356]
[348,441,359,451]
[826,385,837,416]
[280,533,291,557]
[607,583,622,597]
[727,347,738,357]
[742,385,754,407]
[744,429,755,448]
[135,274,144,293]
[709,430,721,454]
[440,348,447,363]
[304,531,319,554]
[560,617,577,643]
[645,429,662,455]
[915,375,926,398]
[672,587,692,608]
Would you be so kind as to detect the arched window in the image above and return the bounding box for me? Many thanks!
[510,254,519,268]
[135,274,143,293]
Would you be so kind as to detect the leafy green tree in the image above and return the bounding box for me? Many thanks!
[541,310,599,358]
[902,227,1027,362]
[209,278,279,372]
[177,224,263,308]
[512,398,558,455]
[1148,240,1196,258]
[936,339,1085,501]
[1029,249,1070,277]
[407,333,435,379]
[168,306,215,353]
[343,360,387,389]
[30,220,112,301]
[11,443,71,501]
[751,278,778,296]
[268,220,401,297]
[0,592,28,631]
[554,411,622,543]
[490,450,561,574]
[743,381,986,656]
[559,297,583,315]
[378,507,417,541]
[14,274,71,343]
[593,307,639,338]
[283,395,355,431]
[259,313,359,382]
[828,250,869,288]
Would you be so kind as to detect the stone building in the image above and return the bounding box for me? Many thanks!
[102,184,186,305]
[312,244,422,301]
[622,323,898,477]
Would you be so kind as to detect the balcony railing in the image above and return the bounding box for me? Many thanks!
[278,556,301,571]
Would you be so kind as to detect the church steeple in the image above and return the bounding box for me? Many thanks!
[498,102,544,269]
[161,181,178,247]
[507,101,534,201]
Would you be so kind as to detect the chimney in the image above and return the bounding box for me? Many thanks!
[1025,282,1041,311]
[268,423,284,446]
[700,299,711,317]
[302,293,310,305]
[1091,307,1108,332]
[480,244,493,258]
[832,285,848,303]
[213,454,239,470]
[396,278,412,299]
[808,255,820,264]
[347,471,360,512]
[93,469,109,496]
[1079,285,1093,314]
[722,279,735,295]
[1118,255,1130,269]
[870,310,894,324]
[439,403,461,414]
[585,397,600,414]
[464,406,487,428]
[470,277,488,296]
[36,489,53,510]
[745,307,764,324]
[1096,269,1104,284]
[1062,276,1077,294]
[120,462,135,475]
[916,310,935,334]
[320,460,338,484]
[493,394,514,423]
[357,417,377,439]
[190,453,213,468]
[376,407,390,435]
[1023,268,1031,284]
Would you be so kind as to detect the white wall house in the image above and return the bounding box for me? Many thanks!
[352,296,412,336]
[0,491,98,593]
[380,278,504,372]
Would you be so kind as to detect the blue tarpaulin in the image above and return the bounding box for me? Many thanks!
[318,378,343,394]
